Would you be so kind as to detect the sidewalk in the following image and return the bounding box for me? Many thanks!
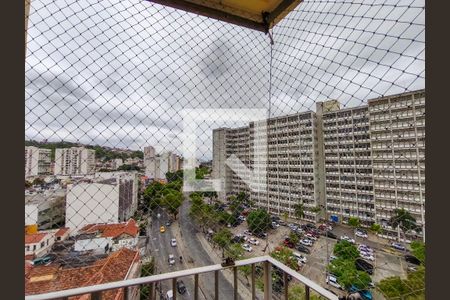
[196,231,264,300]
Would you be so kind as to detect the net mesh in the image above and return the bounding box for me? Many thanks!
[25,0,425,299]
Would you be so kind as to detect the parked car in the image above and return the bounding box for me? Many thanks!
[324,231,338,239]
[355,258,374,275]
[296,244,311,254]
[292,252,307,264]
[170,238,177,247]
[359,251,375,261]
[176,280,187,294]
[305,233,318,241]
[300,239,313,247]
[326,275,343,290]
[278,221,287,226]
[160,226,166,233]
[283,240,295,248]
[255,232,267,239]
[407,265,418,272]
[165,221,172,227]
[330,255,338,261]
[358,244,373,253]
[242,244,253,252]
[348,286,373,300]
[231,236,245,243]
[355,229,368,238]
[305,223,316,229]
[391,242,406,251]
[340,235,355,244]
[249,238,260,245]
[271,221,280,229]
[243,230,252,236]
[168,254,176,266]
[405,254,421,265]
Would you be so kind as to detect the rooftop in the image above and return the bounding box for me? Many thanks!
[78,219,138,239]
[25,248,139,299]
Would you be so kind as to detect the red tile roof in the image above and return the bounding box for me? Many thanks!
[25,233,48,244]
[55,227,70,237]
[79,219,138,239]
[25,248,139,299]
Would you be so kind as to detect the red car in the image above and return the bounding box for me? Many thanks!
[283,240,295,248]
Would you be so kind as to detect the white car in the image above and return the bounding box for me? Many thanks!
[168,254,175,265]
[272,222,280,228]
[360,252,375,261]
[330,255,338,261]
[340,235,355,244]
[292,252,307,264]
[242,244,253,252]
[243,230,252,236]
[358,245,373,253]
[326,275,342,290]
[355,230,368,238]
[170,238,177,247]
[249,238,260,245]
[300,239,313,247]
[305,233,317,241]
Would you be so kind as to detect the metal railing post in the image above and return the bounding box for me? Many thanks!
[194,274,199,300]
[149,283,154,300]
[91,291,102,300]
[263,261,272,300]
[251,264,256,300]
[123,286,129,300]
[305,285,310,300]
[233,267,238,300]
[215,270,219,300]
[283,272,289,300]
[172,278,177,300]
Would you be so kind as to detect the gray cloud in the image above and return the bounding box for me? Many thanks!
[25,0,424,159]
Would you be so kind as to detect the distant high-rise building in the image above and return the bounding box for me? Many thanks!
[25,146,52,178]
[213,90,425,240]
[54,147,95,176]
[144,147,182,180]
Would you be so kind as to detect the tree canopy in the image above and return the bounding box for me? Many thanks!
[247,209,271,234]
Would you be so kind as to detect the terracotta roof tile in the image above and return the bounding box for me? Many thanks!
[79,219,138,239]
[55,227,70,237]
[25,233,48,244]
[25,248,139,300]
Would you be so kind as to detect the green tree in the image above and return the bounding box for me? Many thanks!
[213,228,232,258]
[293,203,305,220]
[377,266,425,300]
[369,223,383,243]
[410,241,425,264]
[32,177,45,186]
[226,243,244,260]
[328,257,371,290]
[162,190,183,220]
[247,209,271,234]
[143,181,165,210]
[288,232,300,246]
[333,240,360,260]
[348,217,361,240]
[238,265,252,286]
[270,246,299,270]
[281,212,289,223]
[390,208,417,246]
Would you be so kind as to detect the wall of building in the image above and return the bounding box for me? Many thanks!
[66,183,120,232]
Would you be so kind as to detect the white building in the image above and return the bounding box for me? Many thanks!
[66,182,120,232]
[144,148,182,180]
[25,228,70,258]
[112,158,123,169]
[25,146,52,178]
[54,147,96,175]
[212,89,425,237]
[66,174,138,232]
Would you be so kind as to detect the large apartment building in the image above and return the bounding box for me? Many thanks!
[54,147,96,176]
[144,146,182,181]
[25,146,52,178]
[213,89,425,240]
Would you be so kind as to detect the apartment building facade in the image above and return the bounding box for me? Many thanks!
[25,146,52,178]
[144,147,182,181]
[368,90,425,240]
[212,89,425,239]
[54,147,96,175]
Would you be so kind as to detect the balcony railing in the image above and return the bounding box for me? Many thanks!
[25,256,338,300]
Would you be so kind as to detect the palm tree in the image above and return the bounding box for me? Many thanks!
[293,203,305,221]
[389,209,417,249]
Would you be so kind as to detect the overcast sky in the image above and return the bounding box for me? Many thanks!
[25,0,424,160]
